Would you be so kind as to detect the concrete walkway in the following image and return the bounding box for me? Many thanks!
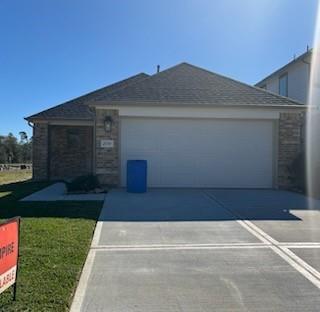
[71,189,320,312]
[20,182,106,201]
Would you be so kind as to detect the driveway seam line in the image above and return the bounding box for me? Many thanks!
[91,243,271,251]
[240,218,320,282]
[202,190,320,289]
[92,242,268,248]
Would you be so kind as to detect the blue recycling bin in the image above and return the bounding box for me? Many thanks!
[127,160,147,193]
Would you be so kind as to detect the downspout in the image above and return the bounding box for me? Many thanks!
[27,121,34,179]
[27,119,51,181]
[47,123,51,181]
[88,107,96,175]
[27,121,34,129]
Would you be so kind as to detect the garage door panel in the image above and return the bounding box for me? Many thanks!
[121,118,274,188]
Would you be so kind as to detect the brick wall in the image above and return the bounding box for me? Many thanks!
[95,109,119,186]
[49,125,93,180]
[32,123,49,181]
[32,110,305,188]
[278,112,305,189]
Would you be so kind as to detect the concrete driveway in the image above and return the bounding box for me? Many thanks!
[71,189,320,312]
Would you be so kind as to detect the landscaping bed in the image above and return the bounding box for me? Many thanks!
[0,179,103,311]
[66,175,108,194]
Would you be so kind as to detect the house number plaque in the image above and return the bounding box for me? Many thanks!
[100,139,114,148]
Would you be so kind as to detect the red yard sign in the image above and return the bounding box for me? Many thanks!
[0,217,20,298]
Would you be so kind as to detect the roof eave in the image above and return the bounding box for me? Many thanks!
[88,100,308,109]
[24,116,93,123]
[255,50,312,86]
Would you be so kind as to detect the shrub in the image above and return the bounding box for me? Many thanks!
[66,175,100,193]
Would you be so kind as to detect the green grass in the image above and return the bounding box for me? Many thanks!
[0,170,32,185]
[0,179,103,311]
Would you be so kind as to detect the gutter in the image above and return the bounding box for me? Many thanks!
[27,121,34,128]
[87,100,308,110]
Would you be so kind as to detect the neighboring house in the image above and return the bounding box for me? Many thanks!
[25,62,306,189]
[255,49,312,104]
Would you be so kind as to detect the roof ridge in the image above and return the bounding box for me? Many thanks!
[63,72,149,105]
[25,72,149,120]
[98,72,151,98]
[148,62,187,77]
[93,63,189,101]
[74,72,149,100]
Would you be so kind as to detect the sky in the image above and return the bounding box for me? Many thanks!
[0,0,318,137]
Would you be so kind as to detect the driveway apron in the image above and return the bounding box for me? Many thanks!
[71,189,320,312]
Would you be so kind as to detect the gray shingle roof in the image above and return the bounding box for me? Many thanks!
[26,62,305,122]
[25,73,149,121]
[93,62,304,107]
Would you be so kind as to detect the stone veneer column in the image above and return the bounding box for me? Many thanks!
[278,112,305,189]
[95,109,119,186]
[32,123,49,181]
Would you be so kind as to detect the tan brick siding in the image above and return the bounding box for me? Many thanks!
[49,125,93,180]
[95,109,119,186]
[32,110,305,189]
[278,112,305,189]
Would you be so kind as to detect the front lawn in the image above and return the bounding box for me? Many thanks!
[0,170,32,185]
[0,180,103,311]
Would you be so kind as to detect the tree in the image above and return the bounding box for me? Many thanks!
[19,131,28,144]
[3,133,19,163]
[0,136,7,163]
[0,132,32,164]
[19,139,32,163]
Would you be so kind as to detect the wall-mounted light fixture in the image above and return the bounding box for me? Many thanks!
[104,116,113,132]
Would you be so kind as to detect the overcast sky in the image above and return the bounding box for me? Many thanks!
[0,0,318,137]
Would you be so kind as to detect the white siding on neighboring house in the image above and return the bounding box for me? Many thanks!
[267,78,279,94]
[256,51,311,104]
[287,61,310,103]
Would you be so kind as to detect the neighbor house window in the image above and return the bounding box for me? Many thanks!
[260,84,267,90]
[279,73,288,97]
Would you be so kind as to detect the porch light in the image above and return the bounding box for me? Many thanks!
[104,116,113,132]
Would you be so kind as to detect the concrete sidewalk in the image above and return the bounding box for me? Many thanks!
[20,182,106,201]
[71,189,320,312]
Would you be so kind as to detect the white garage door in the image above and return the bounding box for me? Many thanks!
[120,118,274,188]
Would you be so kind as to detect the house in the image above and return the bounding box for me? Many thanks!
[255,49,311,104]
[25,63,306,189]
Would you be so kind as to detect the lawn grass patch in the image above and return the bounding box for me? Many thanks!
[0,170,32,185]
[0,180,102,311]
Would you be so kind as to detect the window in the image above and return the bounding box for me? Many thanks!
[279,73,288,97]
[260,84,267,90]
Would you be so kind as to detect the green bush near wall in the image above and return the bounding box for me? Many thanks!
[66,175,100,193]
